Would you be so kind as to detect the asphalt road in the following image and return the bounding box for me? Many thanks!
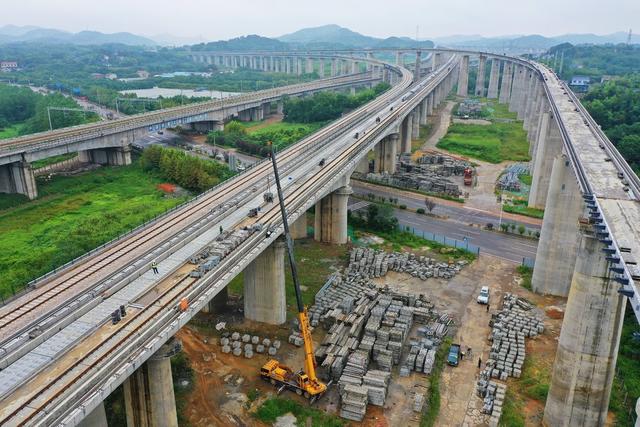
[352,180,542,231]
[349,198,538,264]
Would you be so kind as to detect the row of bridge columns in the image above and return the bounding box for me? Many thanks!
[456,54,626,427]
[80,53,457,427]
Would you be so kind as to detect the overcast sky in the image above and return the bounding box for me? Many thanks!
[2,0,638,41]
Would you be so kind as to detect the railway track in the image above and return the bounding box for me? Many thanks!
[0,54,463,425]
[0,72,376,154]
[0,82,405,366]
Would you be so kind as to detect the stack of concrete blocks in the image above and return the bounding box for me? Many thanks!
[481,293,543,380]
[347,248,468,281]
[340,384,369,421]
[413,393,426,412]
[476,377,507,427]
[362,370,391,406]
[355,152,472,198]
[189,227,257,277]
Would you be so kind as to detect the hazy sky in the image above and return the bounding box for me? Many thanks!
[2,0,638,41]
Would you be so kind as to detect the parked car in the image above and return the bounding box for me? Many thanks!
[447,343,461,366]
[477,286,490,304]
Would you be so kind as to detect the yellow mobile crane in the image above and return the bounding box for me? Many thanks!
[259,143,328,402]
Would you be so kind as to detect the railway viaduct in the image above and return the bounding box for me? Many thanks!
[0,48,638,427]
[0,69,379,200]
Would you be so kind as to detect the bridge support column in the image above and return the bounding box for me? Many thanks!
[426,93,434,116]
[531,155,581,296]
[420,99,428,125]
[374,135,397,174]
[411,109,420,139]
[201,286,228,313]
[475,55,486,96]
[319,60,325,78]
[355,156,370,174]
[291,212,308,239]
[456,55,469,97]
[238,109,252,122]
[124,338,181,427]
[487,59,500,98]
[0,161,37,199]
[306,57,313,74]
[243,238,286,324]
[395,51,403,66]
[314,185,352,244]
[414,51,422,81]
[331,59,337,76]
[401,113,413,153]
[431,52,441,70]
[543,227,625,427]
[529,112,561,209]
[498,62,513,104]
[517,70,533,120]
[522,75,539,130]
[509,65,524,112]
[78,402,108,427]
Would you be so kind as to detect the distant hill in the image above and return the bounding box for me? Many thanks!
[191,35,289,51]
[436,32,640,50]
[277,24,433,49]
[0,25,157,46]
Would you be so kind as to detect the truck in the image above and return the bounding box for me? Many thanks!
[463,167,473,186]
[447,343,461,366]
[259,142,328,402]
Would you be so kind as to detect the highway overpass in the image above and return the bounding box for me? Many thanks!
[0,47,638,427]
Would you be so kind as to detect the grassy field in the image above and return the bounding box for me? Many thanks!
[437,122,530,164]
[503,199,544,219]
[0,124,22,139]
[227,235,350,318]
[0,162,188,298]
[254,397,345,426]
[248,121,324,146]
[31,153,78,169]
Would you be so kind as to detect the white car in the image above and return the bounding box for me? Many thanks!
[477,286,490,304]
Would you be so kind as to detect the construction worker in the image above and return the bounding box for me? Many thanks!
[219,225,223,234]
[151,261,159,274]
[478,357,482,369]
[486,303,490,313]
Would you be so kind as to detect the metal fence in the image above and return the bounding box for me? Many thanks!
[521,257,535,268]
[397,223,480,256]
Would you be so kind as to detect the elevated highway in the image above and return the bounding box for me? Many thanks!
[0,46,639,427]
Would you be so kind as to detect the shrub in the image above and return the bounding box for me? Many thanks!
[399,204,407,209]
[417,208,425,214]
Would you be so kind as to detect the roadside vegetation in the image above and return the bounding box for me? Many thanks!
[0,161,189,299]
[502,199,544,219]
[516,265,533,291]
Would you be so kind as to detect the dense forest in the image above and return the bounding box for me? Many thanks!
[0,84,98,136]
[283,82,391,123]
[544,43,640,79]
[140,145,234,192]
[582,74,640,172]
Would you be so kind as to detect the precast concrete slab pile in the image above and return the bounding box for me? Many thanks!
[475,380,507,427]
[297,248,466,422]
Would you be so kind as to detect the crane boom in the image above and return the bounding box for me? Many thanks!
[268,143,323,388]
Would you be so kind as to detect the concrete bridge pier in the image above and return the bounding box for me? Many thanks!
[414,51,422,81]
[498,62,513,104]
[486,59,501,98]
[291,212,308,239]
[400,113,413,153]
[331,59,337,77]
[456,55,469,97]
[124,338,181,427]
[0,161,38,199]
[475,55,486,96]
[426,93,434,116]
[395,51,404,66]
[201,286,228,314]
[529,112,562,209]
[243,238,286,324]
[509,65,525,113]
[523,77,541,132]
[319,60,325,78]
[432,52,441,70]
[531,154,581,296]
[420,98,428,125]
[543,226,626,427]
[79,146,131,167]
[77,402,108,427]
[306,57,313,74]
[373,134,398,173]
[314,185,353,244]
[411,109,420,139]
